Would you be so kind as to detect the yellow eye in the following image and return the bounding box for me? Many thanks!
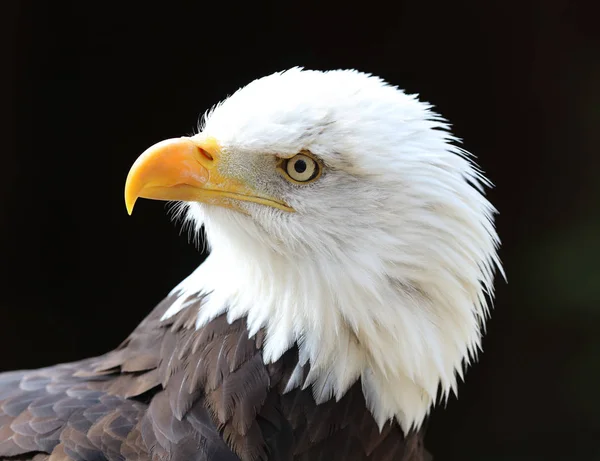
[284,154,320,183]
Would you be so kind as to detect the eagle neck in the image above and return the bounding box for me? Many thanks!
[162,239,453,434]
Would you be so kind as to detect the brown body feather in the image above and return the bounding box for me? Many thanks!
[0,296,430,461]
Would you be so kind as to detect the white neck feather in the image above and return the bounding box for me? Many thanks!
[162,203,495,433]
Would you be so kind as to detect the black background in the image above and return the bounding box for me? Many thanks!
[2,1,600,459]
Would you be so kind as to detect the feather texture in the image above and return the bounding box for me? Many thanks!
[0,295,429,460]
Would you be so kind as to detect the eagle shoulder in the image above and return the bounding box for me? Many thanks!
[0,295,429,461]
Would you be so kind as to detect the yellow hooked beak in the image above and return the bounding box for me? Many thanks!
[124,137,293,214]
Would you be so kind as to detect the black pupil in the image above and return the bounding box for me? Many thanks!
[294,159,307,174]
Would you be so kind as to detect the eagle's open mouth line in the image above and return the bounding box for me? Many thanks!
[169,184,295,213]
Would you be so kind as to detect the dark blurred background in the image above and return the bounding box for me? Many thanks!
[1,1,599,459]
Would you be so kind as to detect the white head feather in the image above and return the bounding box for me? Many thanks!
[161,68,503,433]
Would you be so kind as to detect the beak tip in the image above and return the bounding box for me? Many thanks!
[125,192,137,216]
[125,201,135,215]
[124,170,139,215]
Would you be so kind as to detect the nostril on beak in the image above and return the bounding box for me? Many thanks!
[199,148,213,162]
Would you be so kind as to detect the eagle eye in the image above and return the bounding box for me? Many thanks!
[281,153,321,183]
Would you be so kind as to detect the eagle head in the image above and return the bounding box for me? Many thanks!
[124,68,502,432]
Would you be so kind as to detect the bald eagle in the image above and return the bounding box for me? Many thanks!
[0,68,502,461]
